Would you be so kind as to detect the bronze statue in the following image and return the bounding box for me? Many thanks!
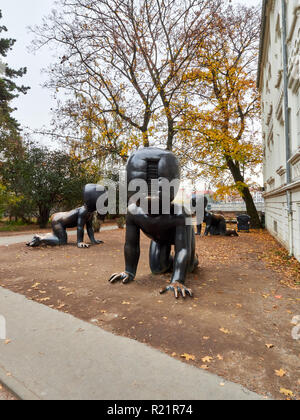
[27,184,107,248]
[204,212,238,237]
[109,147,198,299]
[204,212,227,236]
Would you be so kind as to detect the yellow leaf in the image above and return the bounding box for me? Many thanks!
[181,353,196,361]
[280,388,294,398]
[219,328,230,334]
[202,356,213,363]
[265,344,274,349]
[275,369,286,377]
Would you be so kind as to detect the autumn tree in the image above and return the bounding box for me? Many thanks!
[178,3,262,227]
[32,0,221,152]
[0,10,29,154]
[45,96,131,167]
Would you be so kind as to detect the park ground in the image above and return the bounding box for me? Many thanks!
[0,227,299,400]
[0,384,17,400]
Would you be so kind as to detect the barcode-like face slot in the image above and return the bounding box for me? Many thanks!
[146,160,159,196]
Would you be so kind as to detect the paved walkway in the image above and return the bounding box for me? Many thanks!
[0,226,118,246]
[0,287,264,400]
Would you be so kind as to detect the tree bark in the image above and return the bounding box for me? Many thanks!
[38,206,50,228]
[226,157,262,228]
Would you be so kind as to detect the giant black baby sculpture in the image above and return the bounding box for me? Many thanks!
[204,212,238,237]
[109,148,198,299]
[27,184,106,248]
[204,212,227,236]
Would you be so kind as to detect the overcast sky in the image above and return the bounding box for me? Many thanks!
[1,0,262,138]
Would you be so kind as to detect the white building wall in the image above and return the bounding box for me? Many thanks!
[259,0,300,260]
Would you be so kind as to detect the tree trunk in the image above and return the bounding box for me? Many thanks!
[38,206,50,228]
[240,186,262,228]
[166,119,175,151]
[226,157,262,229]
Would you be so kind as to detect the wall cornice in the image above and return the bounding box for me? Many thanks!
[263,180,300,198]
[288,148,300,165]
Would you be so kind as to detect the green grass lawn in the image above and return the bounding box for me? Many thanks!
[0,220,38,232]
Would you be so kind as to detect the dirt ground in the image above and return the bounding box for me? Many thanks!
[0,384,17,400]
[0,228,299,400]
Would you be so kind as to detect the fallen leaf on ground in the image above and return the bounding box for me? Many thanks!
[280,388,294,398]
[4,339,11,345]
[265,344,274,349]
[181,353,196,361]
[200,365,209,370]
[122,301,131,305]
[219,328,230,334]
[275,369,286,377]
[217,354,224,361]
[202,356,213,363]
[171,352,177,357]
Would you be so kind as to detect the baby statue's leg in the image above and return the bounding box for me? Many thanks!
[149,241,173,275]
[26,232,60,247]
[188,227,198,272]
[26,222,66,247]
[51,221,67,245]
